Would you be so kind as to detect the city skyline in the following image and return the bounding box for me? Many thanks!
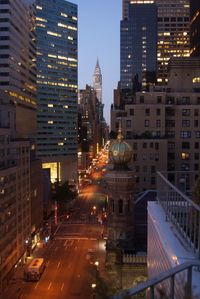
[72,0,121,123]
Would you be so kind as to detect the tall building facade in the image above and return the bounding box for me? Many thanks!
[0,1,43,293]
[190,0,200,57]
[111,57,200,193]
[120,1,157,91]
[0,92,31,294]
[0,0,37,138]
[156,0,190,84]
[93,58,102,103]
[122,0,190,85]
[36,0,78,183]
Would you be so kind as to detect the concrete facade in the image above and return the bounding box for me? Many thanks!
[0,92,31,294]
[111,57,200,193]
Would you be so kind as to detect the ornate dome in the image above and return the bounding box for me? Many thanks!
[109,127,133,169]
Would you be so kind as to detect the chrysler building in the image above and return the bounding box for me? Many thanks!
[93,58,102,103]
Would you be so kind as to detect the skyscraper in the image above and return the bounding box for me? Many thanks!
[36,0,78,183]
[0,0,37,138]
[156,0,190,84]
[190,0,200,57]
[120,1,157,90]
[122,0,190,85]
[93,58,102,103]
[0,0,43,293]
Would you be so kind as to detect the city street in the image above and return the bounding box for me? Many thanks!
[20,154,108,299]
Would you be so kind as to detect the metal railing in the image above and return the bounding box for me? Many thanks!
[157,171,200,258]
[112,261,200,299]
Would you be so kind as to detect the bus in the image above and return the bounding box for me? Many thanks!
[24,258,46,281]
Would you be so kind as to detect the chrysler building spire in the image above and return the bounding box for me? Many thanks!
[93,58,102,103]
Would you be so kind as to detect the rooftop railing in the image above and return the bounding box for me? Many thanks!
[157,171,200,259]
[112,261,200,299]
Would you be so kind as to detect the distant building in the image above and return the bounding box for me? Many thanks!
[93,58,103,103]
[190,0,200,57]
[78,85,105,169]
[36,0,78,184]
[122,0,190,85]
[120,1,157,91]
[111,57,200,193]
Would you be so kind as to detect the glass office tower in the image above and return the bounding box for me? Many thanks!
[36,0,78,183]
[120,1,157,90]
[122,0,190,85]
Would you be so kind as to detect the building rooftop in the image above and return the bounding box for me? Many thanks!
[148,201,200,296]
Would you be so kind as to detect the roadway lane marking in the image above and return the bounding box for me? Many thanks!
[61,283,64,291]
[55,237,98,241]
[69,239,74,246]
[35,282,39,289]
[57,261,61,268]
[48,282,52,290]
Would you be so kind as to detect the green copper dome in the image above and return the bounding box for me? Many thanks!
[109,127,133,169]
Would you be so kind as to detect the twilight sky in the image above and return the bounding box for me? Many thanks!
[72,0,122,124]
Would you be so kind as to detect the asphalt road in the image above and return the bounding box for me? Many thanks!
[21,182,106,299]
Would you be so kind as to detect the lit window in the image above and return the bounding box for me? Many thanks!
[181,153,190,160]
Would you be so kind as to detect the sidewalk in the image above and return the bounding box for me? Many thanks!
[0,240,53,299]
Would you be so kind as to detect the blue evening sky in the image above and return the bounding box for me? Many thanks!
[72,0,121,124]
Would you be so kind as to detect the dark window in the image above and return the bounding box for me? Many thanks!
[145,120,149,127]
[168,153,175,160]
[140,96,144,103]
[166,120,175,127]
[182,120,190,127]
[143,142,147,149]
[156,120,161,127]
[157,96,162,103]
[156,109,161,116]
[168,142,175,149]
[151,177,156,185]
[167,131,175,138]
[182,142,190,149]
[145,108,150,116]
[194,120,198,127]
[194,109,199,116]
[182,109,190,116]
[195,142,199,149]
[195,153,199,160]
[130,109,134,116]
